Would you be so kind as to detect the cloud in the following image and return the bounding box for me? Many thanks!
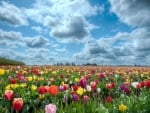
[0,29,52,49]
[109,0,150,27]
[31,26,48,34]
[31,26,42,33]
[25,0,103,42]
[24,36,51,48]
[55,48,67,52]
[0,29,23,48]
[0,1,28,26]
[73,27,150,65]
[0,48,58,65]
[85,39,107,55]
[50,16,89,40]
[0,29,22,40]
[0,48,26,62]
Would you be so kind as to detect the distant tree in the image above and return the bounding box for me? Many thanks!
[0,57,25,65]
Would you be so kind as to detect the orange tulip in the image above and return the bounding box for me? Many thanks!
[49,85,58,96]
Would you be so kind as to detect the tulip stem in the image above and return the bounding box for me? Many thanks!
[9,101,12,113]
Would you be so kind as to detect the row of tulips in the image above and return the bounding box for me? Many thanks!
[0,66,150,113]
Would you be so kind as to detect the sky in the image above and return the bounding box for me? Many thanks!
[0,0,150,65]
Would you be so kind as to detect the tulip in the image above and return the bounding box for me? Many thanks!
[76,87,84,96]
[32,68,39,75]
[3,90,14,101]
[106,96,113,103]
[38,86,46,94]
[72,85,78,91]
[90,81,97,91]
[12,98,24,111]
[74,78,80,82]
[139,81,145,88]
[49,85,58,96]
[72,94,79,101]
[63,84,69,91]
[5,85,11,90]
[27,76,33,81]
[86,85,91,92]
[45,86,50,93]
[97,88,101,93]
[145,80,150,88]
[31,85,37,91]
[131,82,139,88]
[0,68,5,75]
[45,104,57,113]
[59,85,64,91]
[9,79,16,84]
[119,104,127,112]
[106,83,115,89]
[80,78,87,88]
[83,95,89,102]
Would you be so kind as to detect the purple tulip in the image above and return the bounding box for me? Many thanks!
[45,104,57,113]
[120,84,127,91]
[59,86,64,91]
[79,78,87,88]
[72,94,79,101]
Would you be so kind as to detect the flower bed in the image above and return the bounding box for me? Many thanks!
[0,66,150,113]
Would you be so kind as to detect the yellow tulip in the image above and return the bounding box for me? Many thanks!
[52,71,57,75]
[5,70,10,74]
[61,81,64,85]
[19,83,27,88]
[11,84,19,89]
[0,68,5,75]
[33,75,37,80]
[74,78,79,82]
[140,74,144,77]
[27,76,33,81]
[76,87,84,96]
[38,77,44,81]
[31,85,37,91]
[119,104,127,112]
[5,84,11,90]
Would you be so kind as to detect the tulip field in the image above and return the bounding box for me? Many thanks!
[0,66,150,113]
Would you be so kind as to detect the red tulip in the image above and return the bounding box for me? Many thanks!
[9,79,16,84]
[106,83,115,89]
[38,86,46,94]
[90,81,97,91]
[12,98,24,111]
[106,96,113,103]
[140,81,145,88]
[72,85,78,91]
[63,84,69,91]
[32,68,39,75]
[3,90,14,101]
[145,80,150,88]
[45,86,50,93]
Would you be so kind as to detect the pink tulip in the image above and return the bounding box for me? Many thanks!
[45,104,57,113]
